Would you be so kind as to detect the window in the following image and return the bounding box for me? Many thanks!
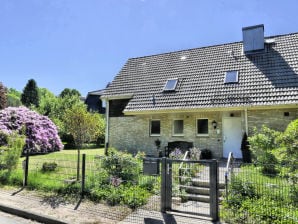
[164,79,178,91]
[224,71,239,84]
[197,119,208,135]
[173,120,184,136]
[150,120,160,136]
[284,112,290,117]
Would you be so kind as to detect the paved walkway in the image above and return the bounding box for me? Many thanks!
[0,187,220,224]
[119,209,214,224]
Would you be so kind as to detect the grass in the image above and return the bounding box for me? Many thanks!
[235,164,292,201]
[221,164,297,223]
[10,148,106,190]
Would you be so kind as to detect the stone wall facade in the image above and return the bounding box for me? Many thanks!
[108,107,298,158]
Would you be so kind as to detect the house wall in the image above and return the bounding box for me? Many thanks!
[109,112,224,158]
[108,107,298,159]
[247,108,298,134]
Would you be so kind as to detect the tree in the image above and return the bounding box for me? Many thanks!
[63,104,102,180]
[36,88,59,116]
[280,119,298,171]
[21,79,39,108]
[0,82,7,109]
[59,88,81,98]
[7,88,22,107]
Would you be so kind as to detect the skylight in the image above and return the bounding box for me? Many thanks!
[164,79,178,91]
[225,71,239,84]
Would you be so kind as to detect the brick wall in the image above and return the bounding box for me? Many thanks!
[108,108,298,158]
[108,112,224,158]
[247,108,298,134]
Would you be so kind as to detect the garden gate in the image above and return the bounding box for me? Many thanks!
[160,158,219,222]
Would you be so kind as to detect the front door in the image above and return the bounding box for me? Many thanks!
[223,117,243,158]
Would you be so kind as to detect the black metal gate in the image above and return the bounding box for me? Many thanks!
[160,158,219,222]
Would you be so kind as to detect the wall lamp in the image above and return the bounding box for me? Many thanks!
[212,120,217,129]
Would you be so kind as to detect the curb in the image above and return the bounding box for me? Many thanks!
[0,202,67,224]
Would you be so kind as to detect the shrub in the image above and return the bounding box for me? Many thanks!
[139,177,156,193]
[101,148,140,182]
[0,107,63,154]
[41,162,58,172]
[279,119,298,171]
[248,126,280,175]
[106,187,123,206]
[225,175,257,209]
[122,186,149,209]
[0,132,25,171]
[241,133,252,163]
[0,131,8,146]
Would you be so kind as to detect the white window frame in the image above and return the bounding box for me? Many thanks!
[172,119,184,136]
[163,78,178,91]
[150,120,161,136]
[224,70,239,84]
[196,118,209,136]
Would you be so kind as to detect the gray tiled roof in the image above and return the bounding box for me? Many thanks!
[102,33,298,113]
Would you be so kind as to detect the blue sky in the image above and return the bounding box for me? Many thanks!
[0,0,297,96]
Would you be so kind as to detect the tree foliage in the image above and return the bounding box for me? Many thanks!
[279,119,298,171]
[0,107,63,154]
[21,79,40,108]
[35,88,59,116]
[0,82,7,109]
[248,126,280,175]
[7,88,22,107]
[59,88,81,98]
[63,104,102,147]
[0,132,25,171]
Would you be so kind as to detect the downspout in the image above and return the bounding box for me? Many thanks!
[104,99,109,155]
[244,108,248,134]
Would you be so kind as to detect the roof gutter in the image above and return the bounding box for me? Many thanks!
[123,103,298,116]
[100,94,134,101]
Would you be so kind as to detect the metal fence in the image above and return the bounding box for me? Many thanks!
[19,152,162,222]
[222,161,298,223]
[1,152,297,223]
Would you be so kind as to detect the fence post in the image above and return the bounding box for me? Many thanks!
[225,171,228,201]
[165,159,172,210]
[209,159,219,222]
[23,153,29,187]
[81,154,86,198]
[160,157,166,212]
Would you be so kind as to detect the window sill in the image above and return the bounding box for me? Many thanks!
[150,134,161,137]
[172,134,184,137]
[196,134,209,137]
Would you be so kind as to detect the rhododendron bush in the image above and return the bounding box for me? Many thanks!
[0,107,63,153]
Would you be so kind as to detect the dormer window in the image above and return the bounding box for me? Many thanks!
[224,71,239,84]
[163,78,178,91]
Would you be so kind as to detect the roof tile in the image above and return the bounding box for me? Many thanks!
[103,33,298,113]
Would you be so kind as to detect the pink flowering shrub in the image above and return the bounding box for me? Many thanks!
[0,107,63,154]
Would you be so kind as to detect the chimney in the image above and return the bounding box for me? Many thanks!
[242,24,264,54]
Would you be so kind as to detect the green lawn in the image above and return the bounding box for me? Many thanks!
[10,148,106,191]
[26,147,105,163]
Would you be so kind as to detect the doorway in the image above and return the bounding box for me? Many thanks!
[222,117,243,158]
